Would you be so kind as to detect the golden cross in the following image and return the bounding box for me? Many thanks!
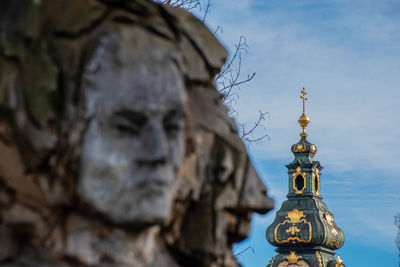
[300,87,307,114]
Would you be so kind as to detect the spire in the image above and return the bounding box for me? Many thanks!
[298,87,310,137]
[265,87,346,267]
[291,88,317,156]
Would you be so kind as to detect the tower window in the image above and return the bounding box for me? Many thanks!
[292,166,306,194]
[294,175,306,194]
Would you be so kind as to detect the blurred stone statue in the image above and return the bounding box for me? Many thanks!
[0,0,274,266]
[79,35,186,227]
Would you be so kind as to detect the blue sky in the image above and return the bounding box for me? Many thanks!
[193,0,400,266]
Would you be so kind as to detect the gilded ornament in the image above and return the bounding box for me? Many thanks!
[274,209,312,244]
[335,255,344,267]
[331,228,338,237]
[293,167,306,194]
[315,251,323,267]
[287,209,305,224]
[294,144,306,153]
[286,226,301,235]
[285,251,302,264]
[310,144,317,154]
[325,212,334,226]
[326,238,338,247]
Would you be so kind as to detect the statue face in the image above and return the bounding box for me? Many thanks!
[78,59,186,225]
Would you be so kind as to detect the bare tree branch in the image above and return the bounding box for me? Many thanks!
[232,244,254,257]
[217,36,252,102]
[157,0,269,144]
[214,25,223,35]
[201,0,211,22]
[240,111,270,144]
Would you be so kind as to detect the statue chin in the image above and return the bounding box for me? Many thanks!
[77,188,174,226]
[106,192,173,226]
[77,167,176,226]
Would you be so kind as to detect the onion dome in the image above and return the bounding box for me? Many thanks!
[291,137,317,155]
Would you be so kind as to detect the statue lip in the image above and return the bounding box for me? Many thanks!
[134,178,171,192]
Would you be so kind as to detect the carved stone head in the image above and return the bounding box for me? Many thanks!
[77,31,187,225]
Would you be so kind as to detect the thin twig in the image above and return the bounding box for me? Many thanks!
[234,246,254,257]
[202,0,211,22]
[240,111,270,144]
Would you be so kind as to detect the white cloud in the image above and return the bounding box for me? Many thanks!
[199,0,400,258]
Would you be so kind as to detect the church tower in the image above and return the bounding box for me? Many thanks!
[266,88,345,267]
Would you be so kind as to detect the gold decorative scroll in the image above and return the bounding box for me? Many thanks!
[293,144,306,153]
[285,251,302,264]
[274,209,312,244]
[286,226,301,235]
[287,209,304,223]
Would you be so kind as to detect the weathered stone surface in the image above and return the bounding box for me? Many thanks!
[0,1,274,266]
[44,0,108,35]
[163,5,227,75]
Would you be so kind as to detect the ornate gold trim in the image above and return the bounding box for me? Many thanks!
[274,209,312,244]
[285,251,302,264]
[315,251,323,267]
[312,169,320,195]
[324,212,334,226]
[293,166,306,194]
[287,209,305,223]
[294,144,306,153]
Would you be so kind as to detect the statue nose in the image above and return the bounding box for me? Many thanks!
[137,120,168,165]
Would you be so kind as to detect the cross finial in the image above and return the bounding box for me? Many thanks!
[300,87,307,114]
[298,87,310,137]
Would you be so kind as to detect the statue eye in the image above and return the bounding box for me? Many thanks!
[112,111,147,135]
[164,123,181,135]
[163,109,184,136]
[114,123,139,135]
